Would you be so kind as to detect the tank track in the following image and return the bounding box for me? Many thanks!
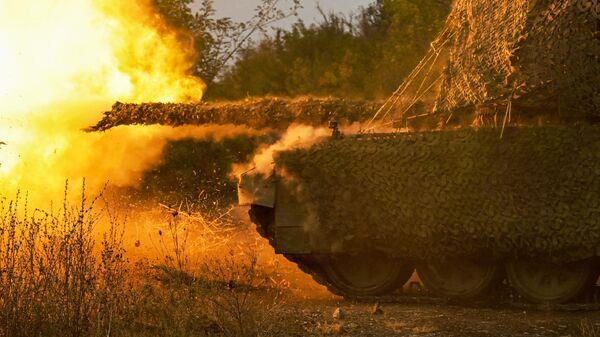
[249,206,600,312]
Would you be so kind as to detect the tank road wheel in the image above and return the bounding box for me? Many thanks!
[417,260,501,299]
[322,252,413,297]
[506,259,597,304]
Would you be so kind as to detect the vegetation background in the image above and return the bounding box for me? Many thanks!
[153,0,450,99]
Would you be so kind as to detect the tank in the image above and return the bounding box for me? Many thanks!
[238,0,600,304]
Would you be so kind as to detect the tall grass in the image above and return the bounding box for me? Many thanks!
[581,319,600,337]
[0,185,287,337]
[0,184,127,337]
[146,203,287,337]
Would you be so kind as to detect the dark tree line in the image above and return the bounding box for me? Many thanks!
[211,0,450,100]
[152,0,450,100]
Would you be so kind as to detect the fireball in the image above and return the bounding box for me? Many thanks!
[0,0,205,204]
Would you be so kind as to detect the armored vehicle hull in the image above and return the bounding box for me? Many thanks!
[239,126,600,303]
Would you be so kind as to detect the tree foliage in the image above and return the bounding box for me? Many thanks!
[152,0,301,86]
[153,0,450,100]
[209,0,450,100]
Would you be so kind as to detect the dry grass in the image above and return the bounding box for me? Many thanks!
[140,202,288,337]
[0,185,289,337]
[0,183,128,337]
[580,320,600,337]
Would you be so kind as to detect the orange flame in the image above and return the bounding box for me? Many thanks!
[0,0,205,204]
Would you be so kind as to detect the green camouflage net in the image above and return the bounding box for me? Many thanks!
[89,97,379,132]
[275,126,600,262]
[435,0,600,119]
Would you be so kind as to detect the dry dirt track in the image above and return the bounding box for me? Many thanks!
[273,297,600,337]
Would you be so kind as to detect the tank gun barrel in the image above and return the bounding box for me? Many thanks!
[88,97,379,132]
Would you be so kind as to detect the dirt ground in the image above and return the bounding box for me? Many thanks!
[271,296,600,337]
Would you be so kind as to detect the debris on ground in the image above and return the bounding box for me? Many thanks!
[333,307,346,320]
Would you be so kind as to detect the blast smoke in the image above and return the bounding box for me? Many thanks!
[233,124,331,178]
[0,0,206,205]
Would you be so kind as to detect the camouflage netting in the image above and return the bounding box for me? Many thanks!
[89,97,379,132]
[435,0,600,119]
[275,126,600,262]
